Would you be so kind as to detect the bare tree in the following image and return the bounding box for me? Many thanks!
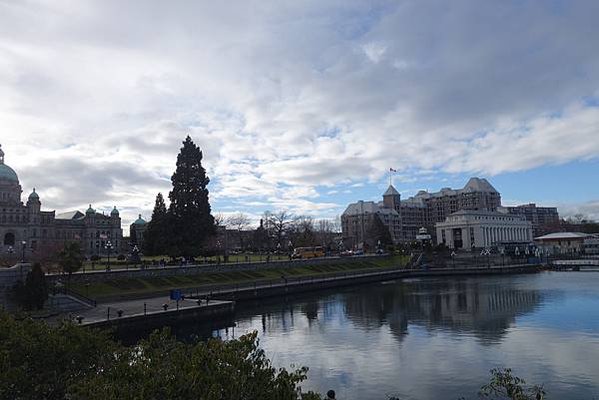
[265,211,293,249]
[214,212,226,227]
[290,215,316,247]
[226,212,251,231]
[226,212,252,251]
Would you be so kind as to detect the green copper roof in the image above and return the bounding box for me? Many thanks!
[28,188,39,199]
[0,164,18,183]
[133,214,147,225]
[86,204,95,214]
[111,206,119,215]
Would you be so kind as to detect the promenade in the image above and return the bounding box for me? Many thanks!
[70,262,539,329]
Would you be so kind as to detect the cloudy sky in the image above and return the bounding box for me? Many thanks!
[1,0,599,229]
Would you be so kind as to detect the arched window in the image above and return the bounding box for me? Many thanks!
[4,232,15,246]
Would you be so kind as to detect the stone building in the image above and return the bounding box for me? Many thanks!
[409,177,502,233]
[435,210,532,250]
[0,145,123,258]
[500,203,560,236]
[129,214,148,248]
[341,186,402,249]
[341,177,503,246]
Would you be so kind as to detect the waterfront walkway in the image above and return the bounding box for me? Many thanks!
[67,263,538,328]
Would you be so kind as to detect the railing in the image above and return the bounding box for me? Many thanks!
[53,286,97,307]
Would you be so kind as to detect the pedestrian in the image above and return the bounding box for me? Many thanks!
[326,389,336,399]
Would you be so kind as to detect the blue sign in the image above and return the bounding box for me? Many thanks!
[169,289,182,301]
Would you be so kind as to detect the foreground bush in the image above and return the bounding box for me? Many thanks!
[0,313,547,400]
[0,313,320,400]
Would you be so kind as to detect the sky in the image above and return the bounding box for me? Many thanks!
[1,0,599,229]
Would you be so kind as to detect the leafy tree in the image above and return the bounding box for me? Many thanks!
[478,368,545,400]
[0,313,322,400]
[166,136,216,257]
[25,263,48,310]
[58,242,83,285]
[143,192,168,255]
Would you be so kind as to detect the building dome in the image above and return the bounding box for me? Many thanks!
[133,214,147,225]
[28,188,39,200]
[111,206,119,216]
[86,204,96,214]
[0,145,19,183]
[0,164,18,182]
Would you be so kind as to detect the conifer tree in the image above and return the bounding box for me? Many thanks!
[143,192,167,255]
[166,136,215,256]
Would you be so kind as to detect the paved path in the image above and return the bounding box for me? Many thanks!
[54,295,230,326]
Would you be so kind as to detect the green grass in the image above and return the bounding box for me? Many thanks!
[71,255,409,301]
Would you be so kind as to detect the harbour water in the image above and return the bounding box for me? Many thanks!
[199,272,599,399]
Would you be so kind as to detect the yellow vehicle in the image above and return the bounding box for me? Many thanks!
[292,246,325,259]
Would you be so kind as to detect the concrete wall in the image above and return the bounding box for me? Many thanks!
[0,263,30,311]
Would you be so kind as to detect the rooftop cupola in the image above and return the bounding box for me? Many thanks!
[86,204,96,215]
[28,188,40,201]
[133,214,147,225]
[111,206,119,216]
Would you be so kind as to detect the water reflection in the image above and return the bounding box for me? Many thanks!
[229,277,544,344]
[216,273,599,399]
[120,273,599,399]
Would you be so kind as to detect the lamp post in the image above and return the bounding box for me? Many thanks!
[21,241,26,263]
[105,240,113,270]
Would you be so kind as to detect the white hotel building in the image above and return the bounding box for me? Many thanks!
[436,210,533,250]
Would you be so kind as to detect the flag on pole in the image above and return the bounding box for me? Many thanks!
[389,168,397,172]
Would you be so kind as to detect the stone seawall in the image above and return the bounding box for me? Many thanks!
[205,264,540,303]
[46,255,385,284]
[82,300,235,333]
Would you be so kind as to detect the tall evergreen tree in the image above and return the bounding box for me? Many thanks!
[166,136,215,256]
[143,192,168,255]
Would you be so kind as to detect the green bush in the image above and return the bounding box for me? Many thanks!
[0,313,321,400]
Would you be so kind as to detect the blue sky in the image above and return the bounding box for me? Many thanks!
[1,0,598,227]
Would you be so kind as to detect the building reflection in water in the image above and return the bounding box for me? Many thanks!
[211,276,543,345]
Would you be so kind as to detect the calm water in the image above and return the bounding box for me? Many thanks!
[185,272,599,399]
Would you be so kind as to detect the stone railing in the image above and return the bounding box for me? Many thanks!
[46,255,388,284]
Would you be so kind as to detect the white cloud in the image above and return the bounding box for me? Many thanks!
[1,0,599,226]
[361,41,387,63]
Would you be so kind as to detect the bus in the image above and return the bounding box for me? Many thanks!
[292,246,325,259]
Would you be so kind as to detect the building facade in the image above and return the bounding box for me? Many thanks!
[129,214,148,248]
[534,232,593,255]
[341,186,402,249]
[0,145,123,258]
[500,203,559,236]
[341,177,504,246]
[435,210,533,250]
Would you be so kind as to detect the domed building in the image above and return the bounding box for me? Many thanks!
[129,214,148,248]
[0,145,123,258]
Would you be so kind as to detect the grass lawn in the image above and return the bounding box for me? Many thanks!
[71,255,409,301]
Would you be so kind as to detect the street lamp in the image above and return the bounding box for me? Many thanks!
[21,241,26,263]
[105,240,114,270]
